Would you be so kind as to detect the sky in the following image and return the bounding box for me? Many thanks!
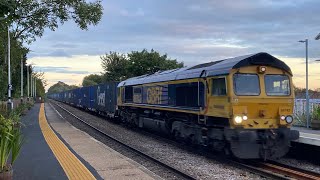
[26,0,320,90]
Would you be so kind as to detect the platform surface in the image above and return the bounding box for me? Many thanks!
[13,104,68,180]
[292,126,320,146]
[14,102,157,180]
[45,102,157,180]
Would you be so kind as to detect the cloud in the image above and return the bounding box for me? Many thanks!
[278,56,320,89]
[47,78,79,85]
[52,43,78,49]
[28,55,103,90]
[120,8,144,17]
[24,0,320,89]
[35,66,90,74]
[47,50,71,57]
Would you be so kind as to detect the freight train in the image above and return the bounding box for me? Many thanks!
[48,52,300,160]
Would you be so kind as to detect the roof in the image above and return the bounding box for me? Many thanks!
[118,52,292,87]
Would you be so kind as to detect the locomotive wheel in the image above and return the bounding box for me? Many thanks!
[224,147,231,156]
[173,130,183,143]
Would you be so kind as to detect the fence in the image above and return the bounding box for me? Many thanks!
[0,99,34,114]
[294,99,320,126]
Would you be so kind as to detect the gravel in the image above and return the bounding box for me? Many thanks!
[50,100,263,180]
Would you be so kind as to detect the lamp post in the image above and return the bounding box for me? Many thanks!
[27,65,30,101]
[33,75,35,98]
[1,15,12,110]
[35,77,37,99]
[31,74,33,98]
[298,39,310,128]
[20,55,23,103]
[7,25,13,111]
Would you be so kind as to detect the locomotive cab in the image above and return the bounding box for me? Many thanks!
[221,65,299,159]
[229,65,294,129]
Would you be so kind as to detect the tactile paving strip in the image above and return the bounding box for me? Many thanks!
[38,103,95,180]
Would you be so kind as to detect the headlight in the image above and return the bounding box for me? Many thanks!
[285,115,293,124]
[234,116,243,124]
[280,115,285,120]
[242,115,248,120]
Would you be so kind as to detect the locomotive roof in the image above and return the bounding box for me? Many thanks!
[118,52,292,87]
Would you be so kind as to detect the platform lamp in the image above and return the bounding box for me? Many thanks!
[315,33,320,124]
[27,65,30,101]
[314,59,320,98]
[3,21,13,111]
[20,55,23,103]
[0,18,13,111]
[315,33,320,40]
[0,15,13,111]
[315,59,320,82]
[298,39,310,128]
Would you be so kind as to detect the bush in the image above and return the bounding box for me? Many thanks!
[311,105,320,121]
[0,103,6,118]
[0,105,25,173]
[293,112,307,126]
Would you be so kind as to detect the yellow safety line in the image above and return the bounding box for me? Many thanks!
[38,103,96,180]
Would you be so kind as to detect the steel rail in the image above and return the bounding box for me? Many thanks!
[255,161,320,180]
[51,101,196,180]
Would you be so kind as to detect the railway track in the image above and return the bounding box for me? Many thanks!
[228,159,320,180]
[51,101,320,180]
[251,161,320,180]
[51,101,196,180]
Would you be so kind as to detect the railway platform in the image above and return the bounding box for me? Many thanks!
[13,103,158,180]
[292,126,320,146]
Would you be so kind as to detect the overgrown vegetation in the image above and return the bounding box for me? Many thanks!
[101,49,184,82]
[75,49,184,88]
[0,0,103,43]
[0,28,29,101]
[293,112,307,126]
[0,102,32,173]
[47,81,78,94]
[311,106,320,121]
[82,74,103,87]
[1,0,103,99]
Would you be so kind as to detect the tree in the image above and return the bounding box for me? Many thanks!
[47,81,78,94]
[0,28,30,100]
[0,0,103,100]
[0,1,15,18]
[101,52,128,81]
[32,70,48,98]
[82,74,103,86]
[1,0,103,43]
[100,49,184,81]
[35,78,45,98]
[127,49,183,77]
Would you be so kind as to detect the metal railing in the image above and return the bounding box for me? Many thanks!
[294,99,320,127]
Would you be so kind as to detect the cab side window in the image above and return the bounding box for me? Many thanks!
[212,78,227,96]
[133,86,142,103]
[124,86,133,103]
